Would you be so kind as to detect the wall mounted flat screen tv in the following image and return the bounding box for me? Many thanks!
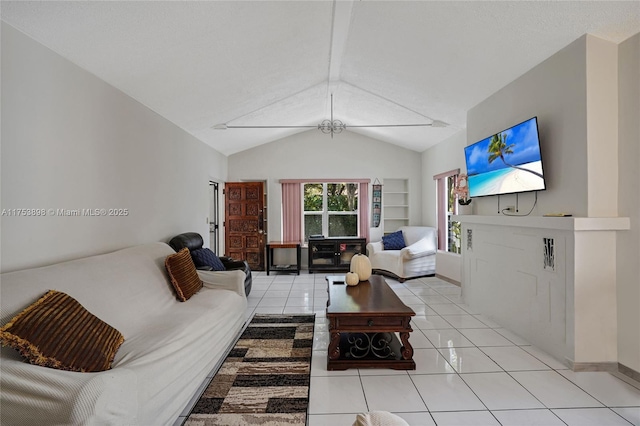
[464,117,546,198]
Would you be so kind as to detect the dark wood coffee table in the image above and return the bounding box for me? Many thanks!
[325,275,416,370]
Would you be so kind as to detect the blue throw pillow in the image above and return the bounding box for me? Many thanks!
[382,230,406,250]
[191,248,226,271]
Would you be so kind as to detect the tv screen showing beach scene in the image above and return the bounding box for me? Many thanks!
[464,117,546,198]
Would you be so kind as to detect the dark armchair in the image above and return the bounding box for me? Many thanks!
[168,232,252,296]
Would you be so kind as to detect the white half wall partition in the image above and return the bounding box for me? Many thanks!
[456,214,630,369]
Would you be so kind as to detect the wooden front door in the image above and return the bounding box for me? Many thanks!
[224,182,265,271]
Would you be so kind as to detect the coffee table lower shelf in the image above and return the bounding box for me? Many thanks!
[327,331,416,371]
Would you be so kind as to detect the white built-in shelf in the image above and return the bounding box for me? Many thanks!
[452,215,630,231]
[383,179,409,233]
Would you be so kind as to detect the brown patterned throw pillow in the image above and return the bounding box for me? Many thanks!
[165,248,203,301]
[0,290,124,372]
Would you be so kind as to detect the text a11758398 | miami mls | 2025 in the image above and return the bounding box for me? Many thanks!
[1,208,130,217]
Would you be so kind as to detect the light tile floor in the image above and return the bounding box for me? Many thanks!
[176,271,640,426]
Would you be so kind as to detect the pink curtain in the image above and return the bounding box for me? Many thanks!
[282,182,301,243]
[436,177,446,251]
[359,182,370,242]
[433,168,459,251]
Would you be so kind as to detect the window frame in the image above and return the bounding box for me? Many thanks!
[302,182,360,241]
[433,169,461,254]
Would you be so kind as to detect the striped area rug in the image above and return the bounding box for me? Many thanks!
[184,314,315,426]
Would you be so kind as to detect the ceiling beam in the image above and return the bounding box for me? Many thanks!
[326,0,355,99]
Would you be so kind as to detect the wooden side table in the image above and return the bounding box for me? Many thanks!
[266,241,301,275]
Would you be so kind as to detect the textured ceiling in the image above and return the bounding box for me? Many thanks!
[2,1,639,155]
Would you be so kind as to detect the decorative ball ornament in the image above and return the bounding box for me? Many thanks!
[350,254,372,281]
[345,272,359,286]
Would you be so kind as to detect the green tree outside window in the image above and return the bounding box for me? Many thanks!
[303,183,359,241]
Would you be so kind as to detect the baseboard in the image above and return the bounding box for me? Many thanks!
[566,360,618,372]
[618,363,640,382]
[564,360,640,382]
[435,274,460,287]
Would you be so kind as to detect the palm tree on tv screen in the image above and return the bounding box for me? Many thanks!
[487,132,544,179]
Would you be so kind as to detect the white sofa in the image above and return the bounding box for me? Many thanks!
[367,226,437,282]
[0,242,247,425]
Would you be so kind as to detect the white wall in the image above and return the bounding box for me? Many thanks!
[467,36,589,217]
[423,35,621,284]
[586,36,619,217]
[1,23,228,272]
[421,129,467,282]
[463,32,638,372]
[467,35,619,218]
[228,130,423,252]
[616,33,640,374]
[421,129,467,227]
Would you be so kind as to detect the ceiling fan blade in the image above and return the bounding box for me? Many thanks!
[223,125,317,129]
[346,123,433,128]
[211,94,448,132]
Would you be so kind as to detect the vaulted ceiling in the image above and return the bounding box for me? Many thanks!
[2,1,639,155]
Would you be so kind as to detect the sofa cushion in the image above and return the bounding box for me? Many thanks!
[0,290,124,372]
[402,237,437,259]
[165,248,203,301]
[168,232,204,252]
[191,248,226,271]
[382,230,406,250]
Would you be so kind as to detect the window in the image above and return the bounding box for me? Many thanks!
[303,183,358,242]
[434,169,460,254]
[280,179,369,244]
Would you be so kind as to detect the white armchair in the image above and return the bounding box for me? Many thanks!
[366,226,437,282]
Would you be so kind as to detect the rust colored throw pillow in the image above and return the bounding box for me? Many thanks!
[165,248,203,301]
[0,290,124,372]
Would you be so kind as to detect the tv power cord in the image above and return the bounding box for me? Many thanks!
[500,192,538,217]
